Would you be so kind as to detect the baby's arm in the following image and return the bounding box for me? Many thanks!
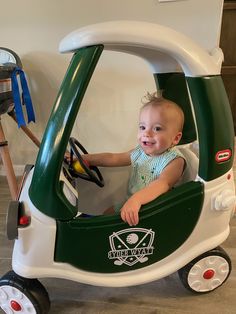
[120,157,185,226]
[83,151,132,167]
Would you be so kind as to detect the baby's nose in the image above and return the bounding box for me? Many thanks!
[144,129,152,136]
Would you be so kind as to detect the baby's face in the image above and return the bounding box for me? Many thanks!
[138,104,182,156]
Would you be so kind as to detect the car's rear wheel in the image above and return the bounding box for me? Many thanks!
[178,246,231,293]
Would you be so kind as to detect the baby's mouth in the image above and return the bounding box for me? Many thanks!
[142,141,155,147]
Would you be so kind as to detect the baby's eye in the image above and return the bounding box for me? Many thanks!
[154,126,162,132]
[139,125,145,131]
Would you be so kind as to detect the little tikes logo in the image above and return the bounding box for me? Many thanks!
[215,149,232,163]
[108,228,155,267]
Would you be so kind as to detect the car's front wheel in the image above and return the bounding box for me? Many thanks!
[0,270,50,313]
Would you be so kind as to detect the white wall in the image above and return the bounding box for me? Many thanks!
[0,0,223,163]
[0,0,223,210]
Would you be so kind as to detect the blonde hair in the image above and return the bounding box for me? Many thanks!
[141,90,163,105]
[141,91,184,132]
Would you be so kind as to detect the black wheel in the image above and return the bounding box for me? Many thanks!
[178,247,231,293]
[0,271,50,313]
[68,137,104,187]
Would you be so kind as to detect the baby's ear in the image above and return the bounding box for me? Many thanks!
[173,132,182,145]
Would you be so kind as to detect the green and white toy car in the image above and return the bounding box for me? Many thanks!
[0,21,235,314]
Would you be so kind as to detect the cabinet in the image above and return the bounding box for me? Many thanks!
[220,1,236,133]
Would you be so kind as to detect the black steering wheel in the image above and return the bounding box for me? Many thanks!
[68,137,104,187]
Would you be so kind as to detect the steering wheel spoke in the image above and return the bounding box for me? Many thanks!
[68,137,104,187]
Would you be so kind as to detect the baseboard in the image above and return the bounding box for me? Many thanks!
[0,165,25,176]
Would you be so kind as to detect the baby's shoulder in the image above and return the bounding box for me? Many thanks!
[170,147,185,160]
[130,146,145,162]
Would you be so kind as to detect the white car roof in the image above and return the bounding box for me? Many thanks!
[59,21,223,76]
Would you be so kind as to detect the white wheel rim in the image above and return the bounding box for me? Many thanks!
[0,285,36,314]
[187,255,230,292]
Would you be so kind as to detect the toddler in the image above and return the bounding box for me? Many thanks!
[83,93,185,226]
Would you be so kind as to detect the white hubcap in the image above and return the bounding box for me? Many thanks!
[0,285,36,314]
[187,255,230,292]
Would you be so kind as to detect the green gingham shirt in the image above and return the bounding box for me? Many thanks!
[127,145,184,197]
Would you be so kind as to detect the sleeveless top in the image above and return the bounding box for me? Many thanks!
[127,146,185,197]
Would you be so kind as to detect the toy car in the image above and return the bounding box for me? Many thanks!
[0,21,235,314]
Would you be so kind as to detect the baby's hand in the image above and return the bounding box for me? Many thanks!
[120,197,141,226]
[64,151,74,163]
